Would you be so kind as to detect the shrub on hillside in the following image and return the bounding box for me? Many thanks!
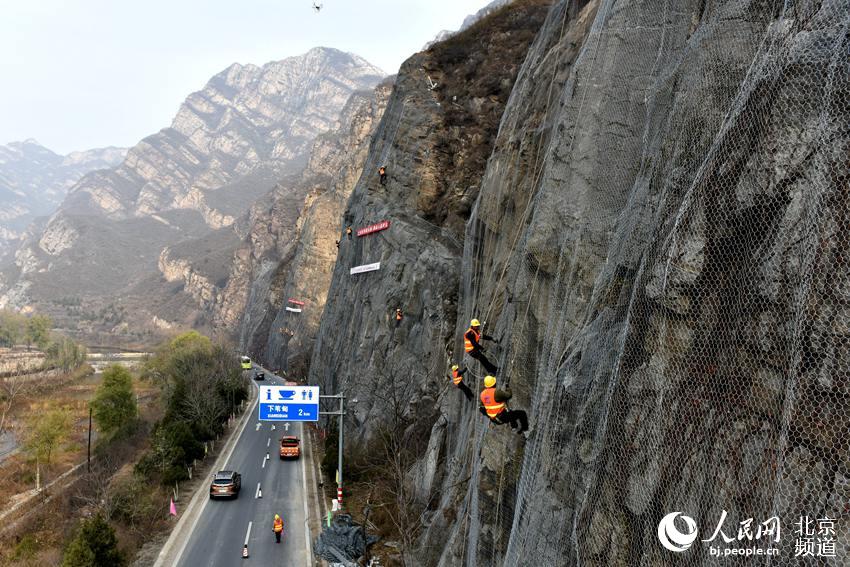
[136,420,205,484]
[46,336,87,372]
[137,332,245,484]
[91,365,138,441]
[61,513,125,567]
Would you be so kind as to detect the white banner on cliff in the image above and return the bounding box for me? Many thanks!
[350,262,381,275]
[285,307,302,313]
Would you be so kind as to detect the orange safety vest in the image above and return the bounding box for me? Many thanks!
[451,369,462,386]
[480,387,505,418]
[396,310,403,321]
[379,167,385,175]
[273,518,284,533]
[464,327,480,353]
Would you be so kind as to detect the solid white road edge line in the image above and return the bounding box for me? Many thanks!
[155,378,259,567]
[300,422,313,563]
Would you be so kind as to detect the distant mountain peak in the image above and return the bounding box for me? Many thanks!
[0,48,385,336]
[0,142,127,253]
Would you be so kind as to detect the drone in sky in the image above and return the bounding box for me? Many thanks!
[312,2,323,12]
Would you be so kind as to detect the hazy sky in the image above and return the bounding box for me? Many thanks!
[0,0,489,154]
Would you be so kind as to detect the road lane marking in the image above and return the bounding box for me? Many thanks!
[255,482,261,499]
[267,438,270,448]
[300,423,313,562]
[262,455,267,469]
[256,423,261,431]
[244,521,252,546]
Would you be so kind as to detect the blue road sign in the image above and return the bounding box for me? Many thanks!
[258,385,319,422]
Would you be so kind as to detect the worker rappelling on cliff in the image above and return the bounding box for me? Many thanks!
[463,318,498,374]
[479,375,527,434]
[450,364,474,401]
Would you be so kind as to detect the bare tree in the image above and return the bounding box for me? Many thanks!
[0,362,30,435]
[75,454,121,520]
[369,357,425,566]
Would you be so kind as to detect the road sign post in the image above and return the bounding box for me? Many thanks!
[258,385,319,422]
[320,394,346,510]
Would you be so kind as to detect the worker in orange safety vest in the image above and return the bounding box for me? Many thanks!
[479,375,528,434]
[464,318,498,373]
[449,364,474,401]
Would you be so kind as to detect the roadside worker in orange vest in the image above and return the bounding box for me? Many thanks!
[395,308,403,326]
[450,364,474,401]
[379,166,387,186]
[346,226,353,240]
[273,514,284,543]
[464,318,498,373]
[479,375,528,434]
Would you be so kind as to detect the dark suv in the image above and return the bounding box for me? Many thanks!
[209,470,242,499]
[254,371,265,380]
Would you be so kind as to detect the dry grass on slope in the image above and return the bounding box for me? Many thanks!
[422,0,553,235]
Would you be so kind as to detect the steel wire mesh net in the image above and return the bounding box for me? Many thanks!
[457,0,850,565]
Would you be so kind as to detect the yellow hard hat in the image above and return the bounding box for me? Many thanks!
[470,318,481,327]
[451,364,459,371]
[484,375,496,388]
[275,514,280,520]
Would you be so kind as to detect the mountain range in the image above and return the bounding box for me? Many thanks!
[0,47,384,344]
[0,140,126,255]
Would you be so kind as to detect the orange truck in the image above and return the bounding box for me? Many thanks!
[279,436,301,459]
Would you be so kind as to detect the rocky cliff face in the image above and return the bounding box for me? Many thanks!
[0,48,384,341]
[306,0,850,565]
[233,81,393,369]
[0,140,126,254]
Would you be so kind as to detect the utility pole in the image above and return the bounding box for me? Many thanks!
[320,393,345,510]
[87,407,92,473]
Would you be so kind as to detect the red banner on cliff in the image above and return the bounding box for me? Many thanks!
[356,220,390,237]
[287,299,305,306]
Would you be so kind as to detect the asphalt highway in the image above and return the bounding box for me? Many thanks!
[176,369,311,567]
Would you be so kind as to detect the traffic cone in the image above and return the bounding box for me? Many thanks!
[242,544,249,558]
